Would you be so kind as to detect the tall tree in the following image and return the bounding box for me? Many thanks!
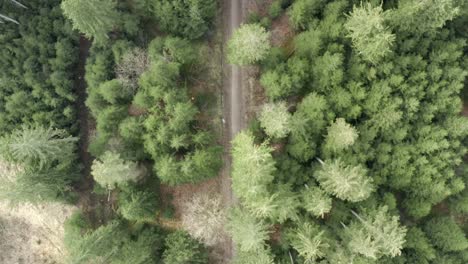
[91,151,146,189]
[301,186,332,218]
[287,222,330,263]
[345,206,407,260]
[324,118,358,153]
[228,24,271,65]
[61,0,120,43]
[424,217,468,253]
[163,231,208,264]
[345,2,395,63]
[258,102,292,139]
[227,207,270,252]
[314,159,373,202]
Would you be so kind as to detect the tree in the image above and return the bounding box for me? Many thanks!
[231,131,275,203]
[115,48,149,93]
[404,227,436,263]
[314,159,373,202]
[424,217,468,253]
[61,0,120,43]
[258,102,292,139]
[287,222,330,262]
[345,206,407,260]
[228,24,271,65]
[118,187,158,222]
[91,151,146,189]
[3,126,77,168]
[301,186,332,218]
[233,247,274,264]
[0,0,26,24]
[163,231,208,264]
[324,118,358,153]
[181,193,227,246]
[151,0,217,39]
[388,0,460,34]
[227,207,270,252]
[345,2,395,63]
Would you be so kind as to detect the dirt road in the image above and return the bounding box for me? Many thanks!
[221,0,244,262]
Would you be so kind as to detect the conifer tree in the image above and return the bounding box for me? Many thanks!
[228,24,271,65]
[227,207,270,252]
[258,102,292,139]
[345,2,395,63]
[345,206,407,260]
[314,159,373,202]
[324,118,358,153]
[287,222,330,262]
[61,0,120,43]
[301,186,332,218]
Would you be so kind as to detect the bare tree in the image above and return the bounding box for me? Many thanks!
[115,48,149,94]
[181,193,227,246]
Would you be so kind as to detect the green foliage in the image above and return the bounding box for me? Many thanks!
[301,185,332,218]
[4,126,78,168]
[258,102,292,138]
[163,230,208,264]
[345,206,407,260]
[287,222,330,262]
[324,118,359,153]
[118,185,158,222]
[288,0,328,30]
[424,217,468,253]
[388,0,460,34]
[260,57,309,99]
[404,227,436,263]
[345,3,395,63]
[0,0,79,134]
[315,159,374,202]
[233,247,275,264]
[227,207,270,252]
[228,24,271,65]
[269,0,283,19]
[91,151,146,189]
[61,0,120,44]
[151,0,217,39]
[65,220,164,264]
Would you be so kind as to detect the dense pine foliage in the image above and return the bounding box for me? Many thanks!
[230,0,468,263]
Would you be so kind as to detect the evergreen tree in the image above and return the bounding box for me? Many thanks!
[345,206,407,260]
[163,231,208,264]
[228,24,271,65]
[91,151,146,189]
[424,217,468,253]
[301,186,332,218]
[258,102,292,139]
[287,222,330,262]
[118,186,158,222]
[61,0,120,43]
[227,207,270,252]
[345,2,395,63]
[314,159,373,202]
[324,118,358,153]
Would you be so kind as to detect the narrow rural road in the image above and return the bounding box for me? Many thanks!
[221,0,243,262]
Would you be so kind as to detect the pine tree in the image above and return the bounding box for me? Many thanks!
[61,0,120,43]
[345,206,407,260]
[345,2,395,63]
[287,222,330,262]
[314,159,373,202]
[163,231,208,264]
[424,217,468,253]
[258,102,292,139]
[91,151,146,189]
[4,126,77,168]
[227,207,270,252]
[324,118,358,153]
[301,186,332,218]
[228,24,271,65]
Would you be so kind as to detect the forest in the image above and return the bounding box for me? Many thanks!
[0,0,467,263]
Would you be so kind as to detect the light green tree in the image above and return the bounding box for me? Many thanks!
[163,231,208,264]
[258,102,292,139]
[345,3,395,63]
[233,246,274,264]
[324,118,358,153]
[314,159,373,202]
[4,126,77,168]
[228,24,271,65]
[345,206,407,260]
[287,222,330,263]
[61,0,120,43]
[91,151,145,189]
[227,207,270,252]
[301,186,332,218]
[231,131,276,202]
